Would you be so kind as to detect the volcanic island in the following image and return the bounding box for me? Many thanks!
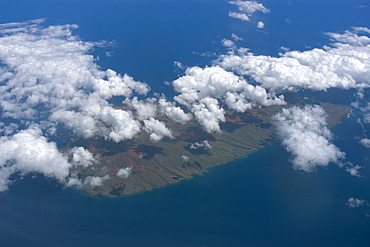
[66,96,351,197]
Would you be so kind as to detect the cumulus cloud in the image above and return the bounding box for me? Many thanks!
[218,28,370,92]
[256,21,264,29]
[158,98,192,124]
[173,66,285,131]
[0,126,96,191]
[143,117,173,142]
[1,17,369,192]
[360,138,370,148]
[272,105,345,172]
[229,1,269,23]
[229,12,250,22]
[191,97,225,133]
[222,39,235,48]
[0,127,70,191]
[0,19,150,143]
[172,66,284,132]
[346,197,369,208]
[70,146,96,167]
[117,166,132,179]
[125,97,157,121]
[229,1,269,15]
[0,20,162,190]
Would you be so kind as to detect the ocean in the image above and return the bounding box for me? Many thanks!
[1,109,370,246]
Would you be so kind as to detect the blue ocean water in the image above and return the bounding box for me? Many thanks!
[1,114,370,247]
[1,0,370,246]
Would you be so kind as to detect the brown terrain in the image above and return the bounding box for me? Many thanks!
[67,99,351,197]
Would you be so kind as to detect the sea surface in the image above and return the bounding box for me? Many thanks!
[1,109,370,247]
[1,0,370,246]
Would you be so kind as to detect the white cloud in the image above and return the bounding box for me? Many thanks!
[94,69,149,100]
[0,127,70,191]
[172,66,284,132]
[346,165,362,177]
[70,146,96,167]
[229,12,250,22]
[99,107,142,142]
[0,20,150,143]
[66,173,83,187]
[229,1,269,15]
[0,20,158,190]
[256,21,264,29]
[272,105,345,172]
[172,66,284,108]
[325,28,370,46]
[0,125,105,192]
[158,98,192,124]
[346,197,369,208]
[232,33,243,41]
[174,61,185,70]
[192,97,225,133]
[143,117,173,142]
[117,166,132,179]
[218,28,370,92]
[360,138,370,148]
[190,140,212,149]
[222,39,235,48]
[173,66,247,106]
[1,17,369,192]
[181,155,189,161]
[125,97,157,121]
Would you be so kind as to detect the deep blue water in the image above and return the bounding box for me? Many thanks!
[1,113,370,247]
[1,0,370,246]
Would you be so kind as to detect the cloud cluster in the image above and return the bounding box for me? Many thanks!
[230,1,269,15]
[229,1,269,26]
[0,20,153,142]
[0,20,161,190]
[0,126,98,191]
[143,117,173,142]
[1,11,370,192]
[218,28,370,92]
[346,197,369,208]
[272,105,345,172]
[172,66,285,132]
[0,20,284,190]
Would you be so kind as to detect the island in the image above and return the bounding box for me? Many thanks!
[66,96,351,197]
